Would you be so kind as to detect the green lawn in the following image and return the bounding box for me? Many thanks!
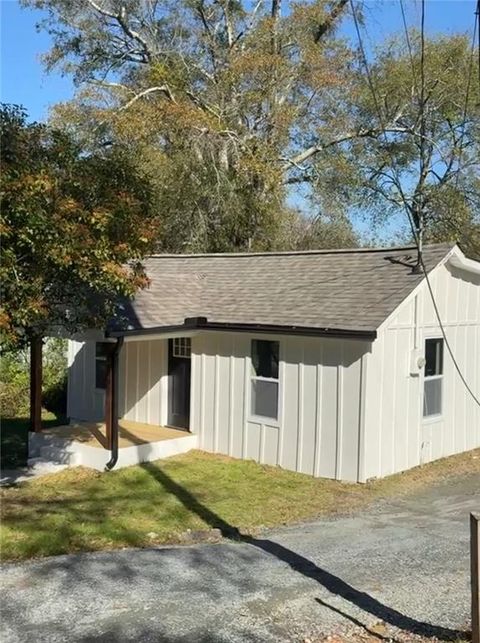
[1,448,479,561]
[1,413,66,468]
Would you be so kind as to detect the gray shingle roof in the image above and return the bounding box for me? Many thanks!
[113,243,454,336]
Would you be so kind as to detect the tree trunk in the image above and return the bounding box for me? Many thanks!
[29,335,43,432]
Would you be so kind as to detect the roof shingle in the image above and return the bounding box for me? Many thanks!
[113,243,454,334]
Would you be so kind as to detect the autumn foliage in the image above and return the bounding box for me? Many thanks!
[0,104,158,347]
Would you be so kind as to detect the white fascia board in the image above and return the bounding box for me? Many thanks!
[448,246,480,275]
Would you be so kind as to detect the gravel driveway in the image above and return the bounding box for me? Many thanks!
[1,472,479,643]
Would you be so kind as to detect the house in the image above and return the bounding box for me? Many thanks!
[31,242,480,482]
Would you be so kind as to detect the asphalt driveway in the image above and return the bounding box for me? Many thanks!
[1,472,479,643]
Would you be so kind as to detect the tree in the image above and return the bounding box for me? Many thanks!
[23,0,377,251]
[282,210,359,250]
[331,31,480,258]
[22,2,480,255]
[0,103,157,349]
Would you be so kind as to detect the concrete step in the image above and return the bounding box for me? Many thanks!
[26,457,71,474]
[28,432,67,457]
[39,445,80,465]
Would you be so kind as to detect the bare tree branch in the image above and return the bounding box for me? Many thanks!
[219,0,235,49]
[233,0,264,48]
[85,1,154,61]
[120,85,176,110]
[85,0,117,20]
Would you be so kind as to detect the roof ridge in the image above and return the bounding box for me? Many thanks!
[147,242,454,259]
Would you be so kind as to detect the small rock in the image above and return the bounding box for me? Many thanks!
[178,528,223,544]
[369,622,387,636]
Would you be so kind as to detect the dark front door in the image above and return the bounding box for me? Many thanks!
[168,338,191,430]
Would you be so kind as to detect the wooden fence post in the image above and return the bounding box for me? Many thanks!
[472,512,480,643]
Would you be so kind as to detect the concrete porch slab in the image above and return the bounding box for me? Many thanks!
[28,420,198,472]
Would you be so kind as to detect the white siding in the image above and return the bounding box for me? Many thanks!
[67,331,106,422]
[191,332,369,482]
[67,256,478,482]
[118,339,167,424]
[363,262,480,480]
[68,336,168,426]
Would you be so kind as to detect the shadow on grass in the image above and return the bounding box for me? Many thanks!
[1,415,66,468]
[140,461,469,643]
[0,424,471,642]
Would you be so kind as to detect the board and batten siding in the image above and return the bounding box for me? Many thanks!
[190,332,370,482]
[118,339,168,425]
[67,335,168,425]
[67,330,107,422]
[362,260,480,480]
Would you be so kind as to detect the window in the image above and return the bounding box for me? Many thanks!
[172,337,191,358]
[423,338,444,417]
[95,342,111,390]
[250,340,279,420]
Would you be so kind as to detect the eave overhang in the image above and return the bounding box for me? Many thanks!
[107,317,377,342]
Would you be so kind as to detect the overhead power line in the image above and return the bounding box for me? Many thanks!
[412,0,427,273]
[477,0,480,88]
[399,0,418,94]
[348,0,480,410]
[455,1,478,189]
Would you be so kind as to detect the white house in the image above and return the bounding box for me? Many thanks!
[36,242,480,482]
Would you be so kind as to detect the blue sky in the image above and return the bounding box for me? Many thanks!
[1,0,477,242]
[1,0,478,122]
[1,0,74,120]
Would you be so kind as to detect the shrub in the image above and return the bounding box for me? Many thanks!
[0,350,30,418]
[0,338,68,419]
[42,375,68,416]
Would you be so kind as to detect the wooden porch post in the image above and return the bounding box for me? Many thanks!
[29,336,43,433]
[104,346,114,451]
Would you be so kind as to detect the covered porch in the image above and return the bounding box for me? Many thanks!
[28,418,198,472]
[28,331,197,471]
[41,419,189,450]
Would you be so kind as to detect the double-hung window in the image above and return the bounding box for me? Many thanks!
[95,342,111,390]
[423,338,444,418]
[250,339,279,420]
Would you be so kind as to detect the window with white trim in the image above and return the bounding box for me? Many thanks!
[250,339,279,420]
[95,342,111,390]
[172,337,191,358]
[423,338,444,417]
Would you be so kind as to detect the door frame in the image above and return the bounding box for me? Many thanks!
[167,337,192,430]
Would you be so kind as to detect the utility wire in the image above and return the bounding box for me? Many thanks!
[415,0,480,409]
[399,0,418,94]
[418,252,480,408]
[400,0,478,195]
[349,0,480,410]
[412,0,427,271]
[454,3,478,189]
[349,0,417,243]
[477,0,480,88]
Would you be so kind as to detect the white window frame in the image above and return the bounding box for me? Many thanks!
[422,336,444,421]
[249,338,280,423]
[172,337,191,358]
